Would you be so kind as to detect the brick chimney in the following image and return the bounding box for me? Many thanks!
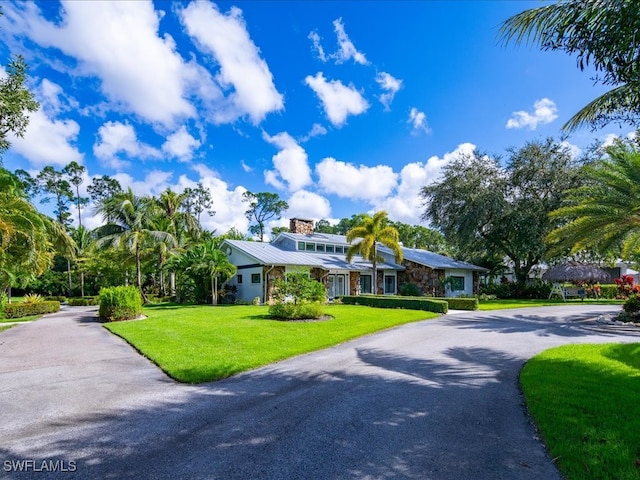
[290,218,314,235]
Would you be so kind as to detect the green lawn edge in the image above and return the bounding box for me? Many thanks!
[104,304,438,384]
[521,343,640,480]
[479,298,623,310]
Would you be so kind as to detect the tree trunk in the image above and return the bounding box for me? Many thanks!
[211,276,217,305]
[170,272,176,297]
[136,247,148,303]
[67,258,72,296]
[80,271,85,297]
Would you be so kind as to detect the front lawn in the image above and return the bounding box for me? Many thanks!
[105,304,437,383]
[521,343,640,480]
[479,298,623,310]
[0,314,42,323]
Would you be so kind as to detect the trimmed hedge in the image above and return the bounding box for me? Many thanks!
[339,295,448,314]
[443,297,479,310]
[4,301,60,319]
[598,284,618,299]
[99,286,142,322]
[68,296,99,306]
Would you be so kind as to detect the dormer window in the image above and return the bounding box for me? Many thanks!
[316,244,325,252]
[298,241,305,250]
[305,243,316,251]
[326,245,334,253]
[335,246,344,253]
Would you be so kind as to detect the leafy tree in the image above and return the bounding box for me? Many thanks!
[183,182,214,228]
[13,169,37,197]
[547,138,640,257]
[36,166,73,228]
[391,221,450,253]
[63,161,88,228]
[0,55,39,159]
[243,191,288,242]
[500,0,640,130]
[270,226,289,238]
[87,175,122,205]
[346,211,403,295]
[314,219,337,234]
[95,188,176,299]
[335,214,369,235]
[422,139,582,283]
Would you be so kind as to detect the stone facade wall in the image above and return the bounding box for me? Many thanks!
[289,218,314,235]
[397,260,445,296]
[264,265,286,304]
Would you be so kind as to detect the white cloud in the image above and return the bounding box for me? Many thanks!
[187,163,249,234]
[300,123,328,142]
[262,131,312,191]
[305,72,369,127]
[376,72,402,111]
[162,126,201,162]
[331,18,368,65]
[408,107,431,134]
[180,2,284,125]
[374,143,476,224]
[4,1,196,127]
[560,140,582,159]
[93,121,162,169]
[286,190,332,220]
[308,31,327,62]
[113,170,174,198]
[11,110,83,168]
[315,157,397,201]
[506,98,558,130]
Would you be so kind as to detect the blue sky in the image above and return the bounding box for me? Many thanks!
[0,1,633,236]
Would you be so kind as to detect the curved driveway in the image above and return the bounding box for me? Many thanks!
[1,304,638,479]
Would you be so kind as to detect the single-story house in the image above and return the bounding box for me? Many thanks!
[221,218,487,303]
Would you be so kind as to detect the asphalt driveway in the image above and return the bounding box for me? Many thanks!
[1,304,638,479]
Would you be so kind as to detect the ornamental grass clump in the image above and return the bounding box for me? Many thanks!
[99,286,142,322]
[268,273,327,320]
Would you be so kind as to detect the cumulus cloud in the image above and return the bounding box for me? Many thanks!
[113,170,174,197]
[305,72,369,127]
[162,126,201,162]
[3,1,196,127]
[408,107,431,134]
[9,77,83,167]
[262,131,312,191]
[93,121,161,169]
[315,157,397,201]
[186,163,249,234]
[241,160,253,172]
[286,190,331,219]
[180,2,284,125]
[376,72,402,111]
[374,143,476,224]
[506,98,558,130]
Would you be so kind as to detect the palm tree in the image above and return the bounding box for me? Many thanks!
[95,188,176,299]
[547,140,640,257]
[70,225,94,297]
[500,0,640,131]
[192,240,237,305]
[345,211,403,295]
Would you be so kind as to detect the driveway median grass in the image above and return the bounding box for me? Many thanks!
[104,304,437,383]
[479,298,623,310]
[521,343,640,480]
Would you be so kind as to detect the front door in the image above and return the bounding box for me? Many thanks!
[328,274,346,298]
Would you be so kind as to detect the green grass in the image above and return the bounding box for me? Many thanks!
[105,304,438,383]
[0,314,42,323]
[521,343,640,480]
[0,324,15,333]
[479,298,623,310]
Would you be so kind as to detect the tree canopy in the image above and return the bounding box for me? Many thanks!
[243,191,288,242]
[422,138,582,283]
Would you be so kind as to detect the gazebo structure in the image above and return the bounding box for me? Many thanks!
[542,262,611,300]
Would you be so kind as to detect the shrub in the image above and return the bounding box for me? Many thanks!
[4,301,60,319]
[271,273,326,304]
[445,297,479,310]
[598,284,618,299]
[252,297,261,305]
[43,295,67,302]
[68,296,99,306]
[268,302,326,320]
[98,286,142,322]
[480,281,551,299]
[398,283,422,297]
[22,293,43,304]
[340,295,448,314]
